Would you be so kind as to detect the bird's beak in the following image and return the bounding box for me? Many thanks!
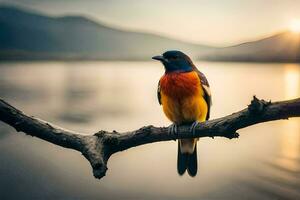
[152,55,165,62]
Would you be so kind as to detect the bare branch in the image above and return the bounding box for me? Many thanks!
[1,97,300,179]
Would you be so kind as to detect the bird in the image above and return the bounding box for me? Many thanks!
[152,50,212,177]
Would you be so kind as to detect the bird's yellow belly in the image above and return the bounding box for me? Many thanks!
[161,92,208,124]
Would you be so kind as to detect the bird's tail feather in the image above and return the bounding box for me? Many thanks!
[187,143,197,177]
[177,140,198,176]
[177,142,188,175]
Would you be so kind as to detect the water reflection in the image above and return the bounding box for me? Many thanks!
[284,64,300,100]
[59,66,100,123]
[277,64,300,169]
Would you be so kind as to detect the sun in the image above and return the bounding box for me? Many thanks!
[289,19,300,33]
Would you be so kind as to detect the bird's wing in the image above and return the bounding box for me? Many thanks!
[196,70,212,120]
[185,56,212,119]
[157,80,162,105]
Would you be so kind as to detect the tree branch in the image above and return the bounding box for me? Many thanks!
[0,96,300,179]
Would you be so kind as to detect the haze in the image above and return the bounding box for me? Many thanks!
[1,0,300,46]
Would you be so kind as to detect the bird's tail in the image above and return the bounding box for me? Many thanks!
[177,139,198,177]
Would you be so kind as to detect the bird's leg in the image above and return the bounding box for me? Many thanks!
[190,121,200,136]
[168,123,178,136]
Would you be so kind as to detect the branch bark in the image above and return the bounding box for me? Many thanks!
[0,96,300,179]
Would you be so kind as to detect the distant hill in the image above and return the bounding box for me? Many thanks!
[0,5,214,61]
[201,32,300,62]
[0,6,300,62]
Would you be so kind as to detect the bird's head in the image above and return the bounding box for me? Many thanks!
[152,50,194,73]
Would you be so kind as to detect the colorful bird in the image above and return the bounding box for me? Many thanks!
[152,50,212,177]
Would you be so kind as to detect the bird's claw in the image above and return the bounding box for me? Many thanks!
[168,123,178,136]
[190,121,200,136]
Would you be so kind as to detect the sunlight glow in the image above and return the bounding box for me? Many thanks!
[284,64,300,99]
[277,64,300,170]
[289,19,300,33]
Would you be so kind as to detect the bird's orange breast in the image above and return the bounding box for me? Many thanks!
[160,71,207,124]
[160,71,202,99]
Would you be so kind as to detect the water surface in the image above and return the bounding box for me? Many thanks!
[0,61,299,200]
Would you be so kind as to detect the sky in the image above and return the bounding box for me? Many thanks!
[1,0,300,46]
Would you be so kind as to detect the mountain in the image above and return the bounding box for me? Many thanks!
[201,32,300,62]
[0,5,214,60]
[1,6,299,62]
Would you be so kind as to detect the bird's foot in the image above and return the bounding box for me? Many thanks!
[190,121,200,136]
[168,123,178,136]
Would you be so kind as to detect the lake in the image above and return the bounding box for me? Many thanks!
[0,61,300,200]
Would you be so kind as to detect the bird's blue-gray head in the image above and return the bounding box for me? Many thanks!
[152,50,194,73]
